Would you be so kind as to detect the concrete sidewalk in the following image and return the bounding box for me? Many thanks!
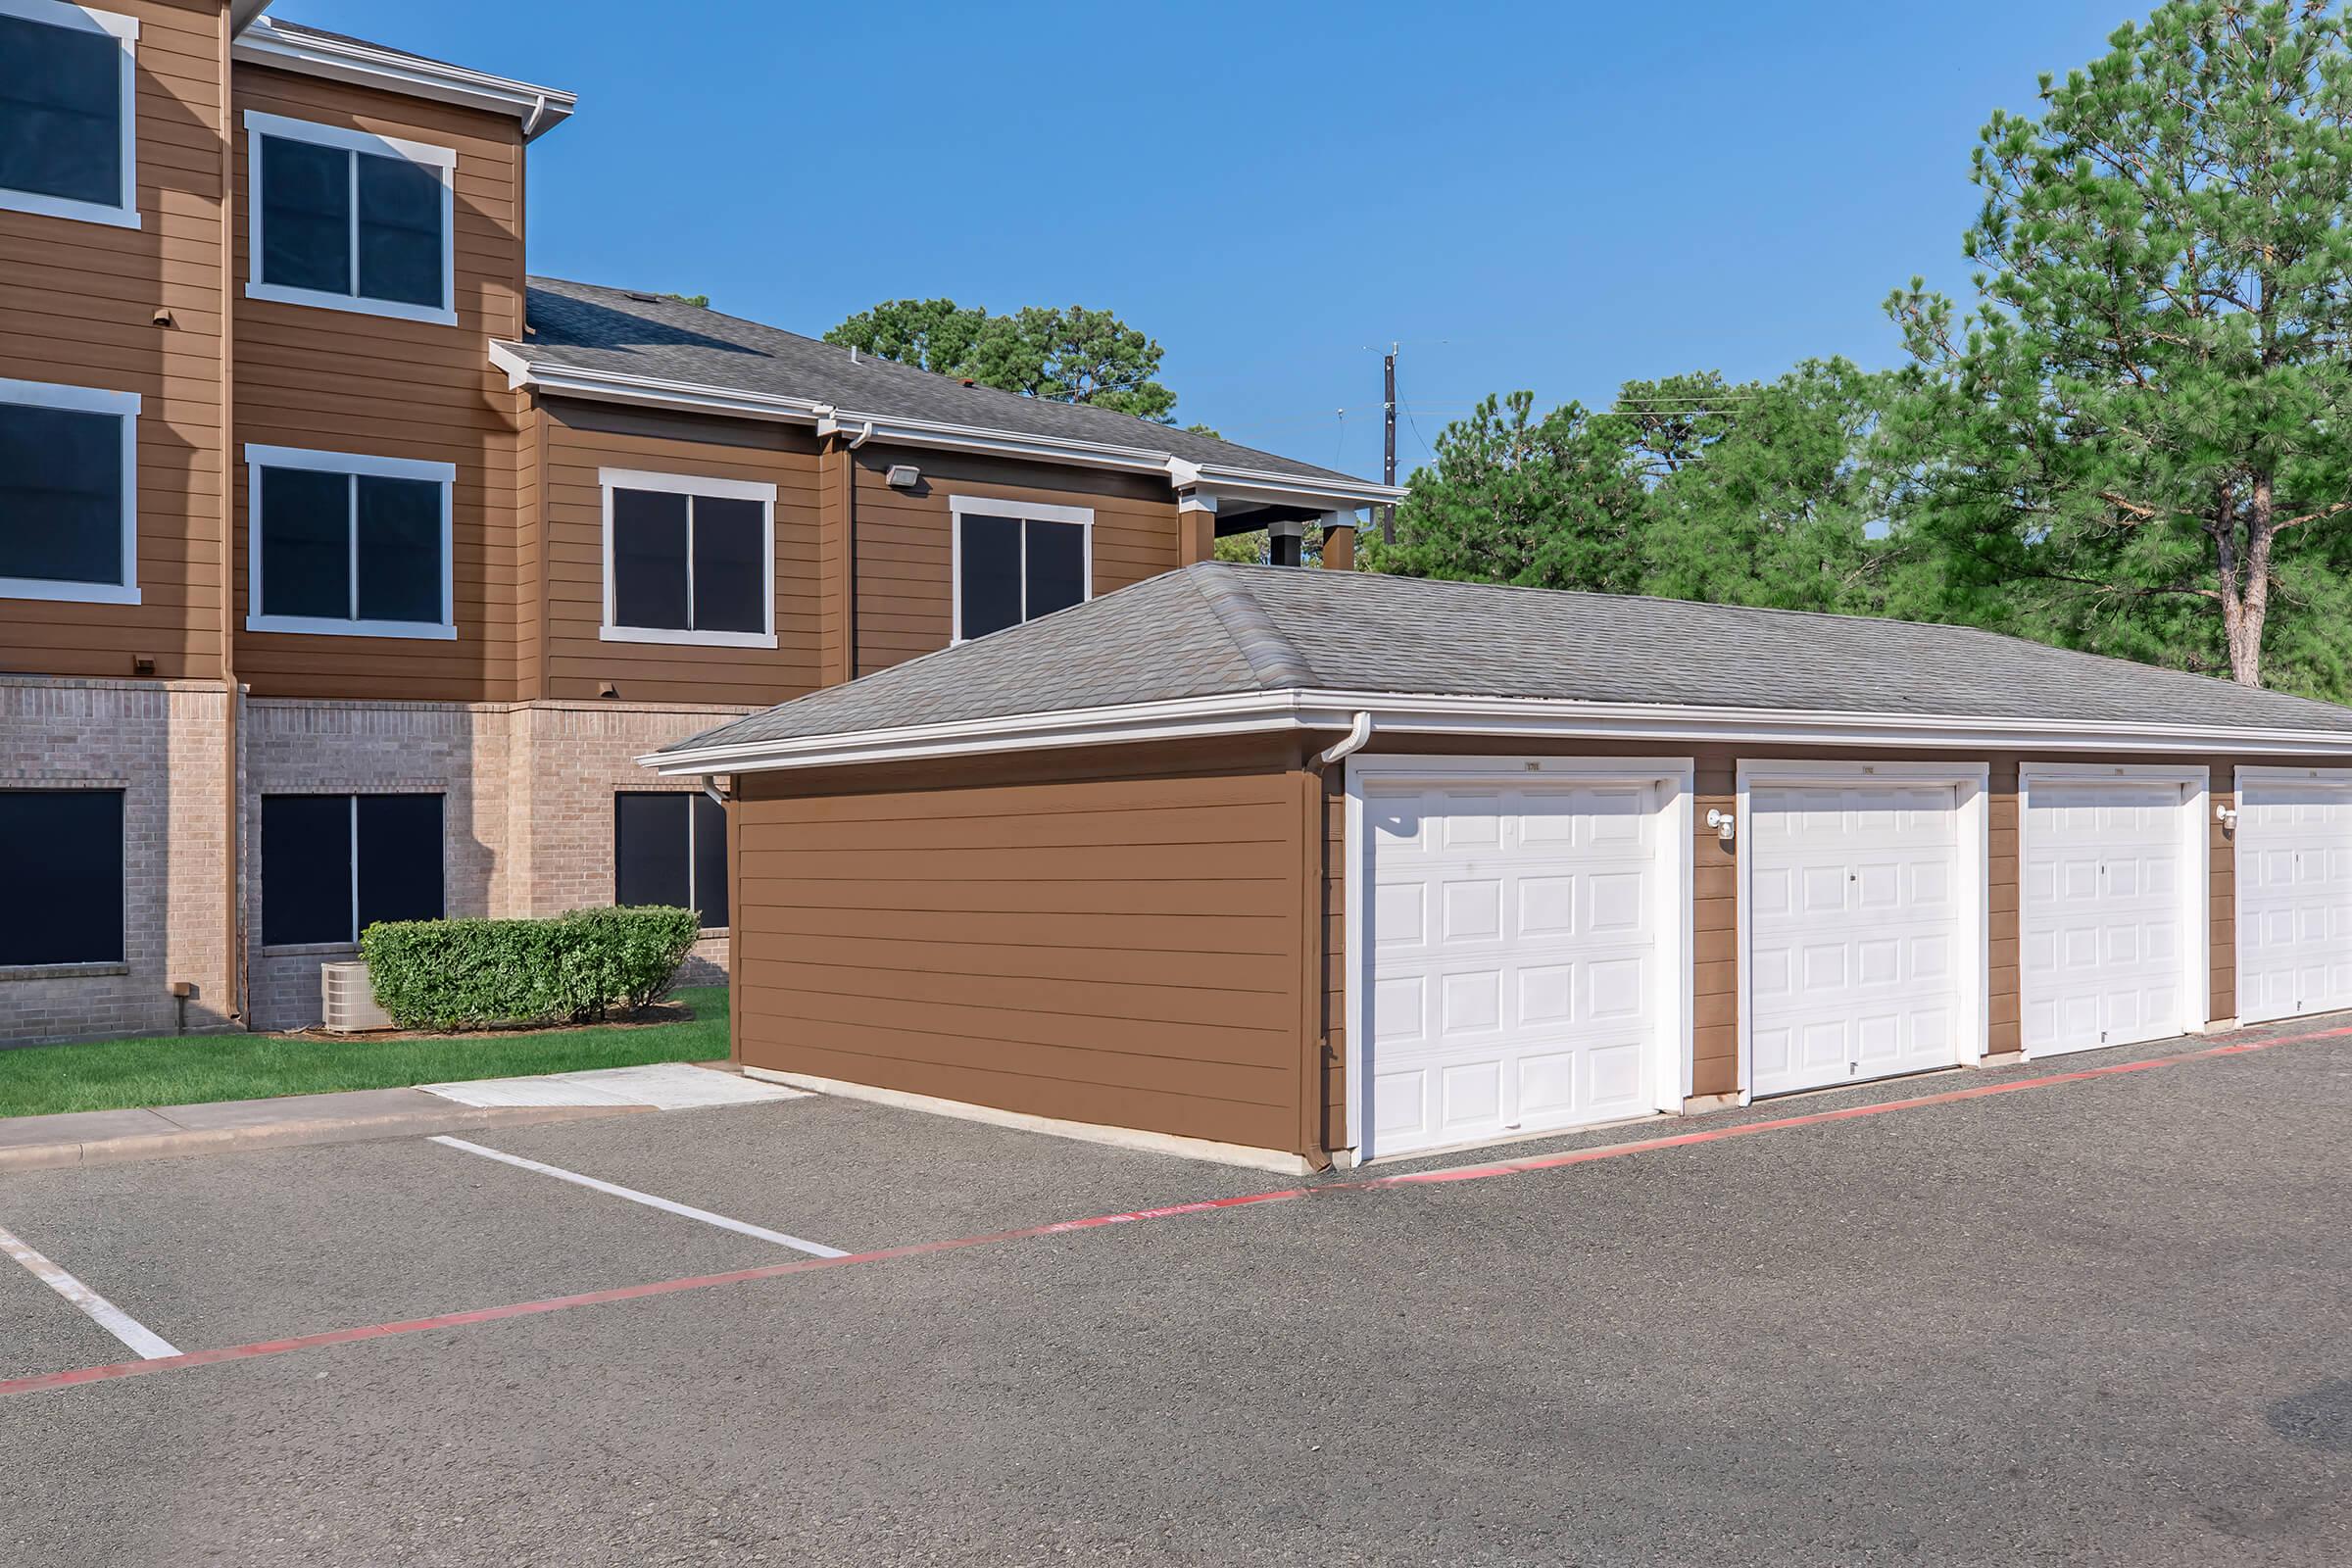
[0,1087,651,1175]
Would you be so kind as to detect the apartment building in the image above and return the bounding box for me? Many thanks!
[0,0,1396,1043]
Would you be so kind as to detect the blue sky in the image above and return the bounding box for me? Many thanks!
[294,0,2132,479]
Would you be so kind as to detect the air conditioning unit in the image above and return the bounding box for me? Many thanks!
[319,960,393,1033]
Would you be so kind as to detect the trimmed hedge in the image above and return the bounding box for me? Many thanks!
[359,906,702,1031]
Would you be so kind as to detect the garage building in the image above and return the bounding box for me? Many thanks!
[646,565,2352,1171]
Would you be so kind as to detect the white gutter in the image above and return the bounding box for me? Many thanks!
[639,686,2352,776]
[235,18,579,139]
[495,346,1406,510]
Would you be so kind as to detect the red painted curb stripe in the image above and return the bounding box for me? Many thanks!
[2,1020,2343,1402]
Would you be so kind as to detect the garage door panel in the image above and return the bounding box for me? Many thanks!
[1747,782,1966,1097]
[2237,779,2352,1022]
[2020,779,2191,1055]
[1365,778,1669,1157]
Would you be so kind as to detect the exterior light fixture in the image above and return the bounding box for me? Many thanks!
[886,465,921,489]
[1707,808,1737,843]
[2216,802,2238,828]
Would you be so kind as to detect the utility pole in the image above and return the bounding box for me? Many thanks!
[1380,344,1397,544]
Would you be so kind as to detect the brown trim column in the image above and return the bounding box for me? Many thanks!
[217,7,244,1025]
[1177,490,1215,564]
[1319,512,1356,571]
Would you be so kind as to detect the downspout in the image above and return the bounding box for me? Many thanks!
[1299,712,1371,1168]
[218,8,244,1024]
[1317,710,1374,766]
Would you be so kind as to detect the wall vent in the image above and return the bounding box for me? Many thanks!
[319,961,393,1033]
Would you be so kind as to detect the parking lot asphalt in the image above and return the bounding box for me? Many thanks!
[3,1022,2349,1566]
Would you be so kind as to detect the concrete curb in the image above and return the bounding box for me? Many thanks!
[0,1102,652,1175]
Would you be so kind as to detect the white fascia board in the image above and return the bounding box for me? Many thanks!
[1191,466,1406,510]
[817,410,1174,476]
[492,346,830,424]
[233,19,578,138]
[637,685,2352,776]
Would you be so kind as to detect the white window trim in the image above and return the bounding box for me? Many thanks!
[241,109,458,327]
[1342,755,1696,1164]
[244,444,458,640]
[0,0,138,229]
[1732,759,1992,1105]
[2015,760,2213,1054]
[948,493,1095,644]
[598,467,778,650]
[0,375,140,606]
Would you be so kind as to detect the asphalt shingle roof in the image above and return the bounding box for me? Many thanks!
[663,564,2352,756]
[510,278,1371,487]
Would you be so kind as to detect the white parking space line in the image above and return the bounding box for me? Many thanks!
[427,1136,848,1258]
[0,1222,180,1361]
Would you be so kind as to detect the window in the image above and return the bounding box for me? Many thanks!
[0,0,136,228]
[0,790,122,966]
[244,110,455,325]
[245,445,455,639]
[614,792,728,929]
[599,469,776,649]
[0,376,138,605]
[261,794,443,947]
[951,495,1091,641]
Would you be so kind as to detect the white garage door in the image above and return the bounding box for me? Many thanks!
[1748,784,1963,1097]
[1365,781,1663,1159]
[2237,778,2352,1024]
[2021,780,2187,1055]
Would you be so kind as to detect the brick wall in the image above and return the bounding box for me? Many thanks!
[0,678,234,1046]
[244,697,747,1029]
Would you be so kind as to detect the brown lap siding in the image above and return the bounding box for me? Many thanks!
[730,738,1318,1155]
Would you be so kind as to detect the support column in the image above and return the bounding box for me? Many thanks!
[1319,512,1355,571]
[1177,489,1215,564]
[1268,515,1305,568]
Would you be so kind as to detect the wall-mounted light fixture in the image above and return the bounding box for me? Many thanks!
[2216,802,2238,829]
[885,464,921,489]
[1706,808,1737,844]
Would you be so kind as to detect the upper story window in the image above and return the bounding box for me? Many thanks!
[951,495,1092,642]
[244,110,456,326]
[245,444,455,640]
[0,375,139,606]
[0,0,137,229]
[599,468,777,650]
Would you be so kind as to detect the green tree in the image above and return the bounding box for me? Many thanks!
[1885,0,2352,694]
[1360,364,1896,612]
[826,300,1179,422]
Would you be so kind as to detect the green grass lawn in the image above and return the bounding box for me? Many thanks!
[0,987,730,1120]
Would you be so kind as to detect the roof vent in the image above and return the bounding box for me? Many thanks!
[624,291,662,303]
[960,377,976,387]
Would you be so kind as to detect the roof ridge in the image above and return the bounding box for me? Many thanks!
[1187,565,1319,690]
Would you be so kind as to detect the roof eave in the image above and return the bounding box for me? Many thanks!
[490,344,1399,509]
[641,688,2352,776]
[234,20,579,139]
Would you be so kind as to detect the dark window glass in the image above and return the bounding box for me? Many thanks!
[356,795,443,932]
[355,151,443,308]
[0,401,122,585]
[259,135,350,295]
[611,488,690,630]
[0,791,122,965]
[0,14,120,209]
[692,793,729,929]
[258,466,351,619]
[690,496,764,634]
[1025,519,1085,621]
[355,474,441,623]
[957,513,1022,639]
[614,793,691,909]
[262,795,352,945]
